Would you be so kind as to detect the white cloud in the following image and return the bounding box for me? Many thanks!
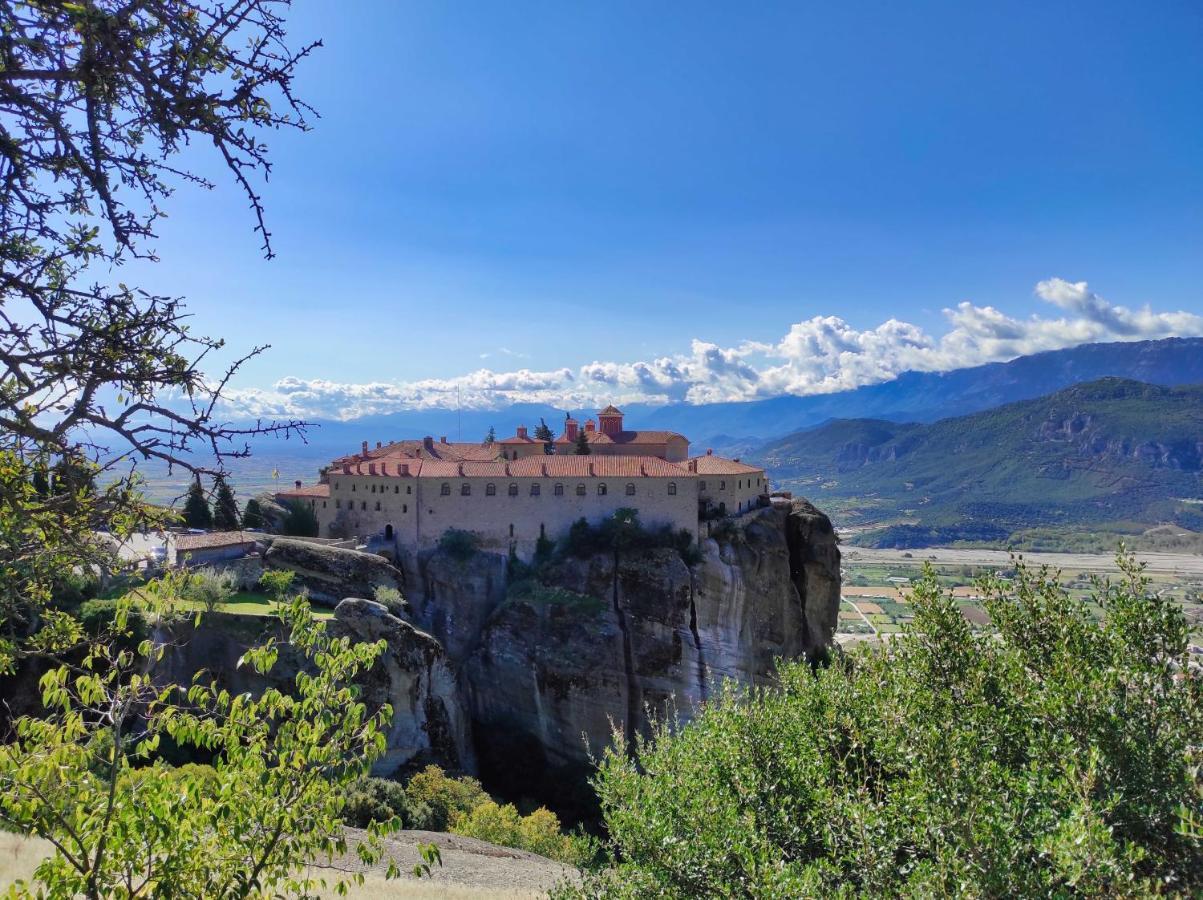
[221,279,1203,420]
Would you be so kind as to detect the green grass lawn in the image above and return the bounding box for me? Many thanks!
[122,588,334,620]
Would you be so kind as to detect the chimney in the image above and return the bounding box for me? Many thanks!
[295,480,302,489]
[361,440,369,456]
[706,448,713,456]
[516,425,528,440]
[733,457,740,463]
[440,436,448,444]
[423,436,434,451]
[585,419,596,433]
[401,463,410,476]
[564,418,579,442]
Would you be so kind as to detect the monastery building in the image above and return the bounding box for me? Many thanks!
[277,406,766,558]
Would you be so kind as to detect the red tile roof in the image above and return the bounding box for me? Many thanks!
[552,430,685,446]
[276,483,330,499]
[174,531,261,551]
[690,455,764,475]
[598,404,624,416]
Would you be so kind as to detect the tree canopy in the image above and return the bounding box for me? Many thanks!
[563,556,1203,898]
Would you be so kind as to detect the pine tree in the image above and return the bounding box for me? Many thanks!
[534,418,556,455]
[212,475,240,530]
[485,426,496,445]
[574,430,591,455]
[183,478,214,529]
[242,498,265,529]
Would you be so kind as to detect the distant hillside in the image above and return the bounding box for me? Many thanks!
[752,378,1203,548]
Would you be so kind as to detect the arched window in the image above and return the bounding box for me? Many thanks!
[402,504,408,513]
[668,482,677,495]
[597,483,607,496]
[720,480,726,491]
[486,483,496,496]
[554,483,564,496]
[371,484,376,494]
[407,485,412,494]
[700,481,707,491]
[508,483,519,496]
[440,482,451,496]
[625,483,636,496]
[322,500,327,508]
[576,483,586,496]
[461,483,471,496]
[375,501,381,511]
[530,483,541,496]
[509,523,515,537]
[394,485,399,494]
[361,501,367,510]
[385,524,394,540]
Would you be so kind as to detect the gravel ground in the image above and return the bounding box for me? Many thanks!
[311,828,578,899]
[0,829,578,899]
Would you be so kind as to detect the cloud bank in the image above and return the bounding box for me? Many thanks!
[224,279,1203,420]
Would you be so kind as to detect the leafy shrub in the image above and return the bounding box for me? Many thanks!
[507,580,605,615]
[567,555,1203,897]
[76,598,147,646]
[341,777,430,829]
[438,528,478,561]
[403,765,490,832]
[452,800,588,865]
[51,570,99,608]
[560,510,702,565]
[179,567,236,613]
[372,584,406,615]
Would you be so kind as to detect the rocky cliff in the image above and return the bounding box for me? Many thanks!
[447,500,839,810]
[150,598,471,776]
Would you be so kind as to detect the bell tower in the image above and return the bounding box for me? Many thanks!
[597,404,624,436]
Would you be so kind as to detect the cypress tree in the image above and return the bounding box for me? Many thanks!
[574,430,591,455]
[534,418,556,455]
[485,426,496,445]
[182,478,213,529]
[242,498,265,529]
[212,475,240,530]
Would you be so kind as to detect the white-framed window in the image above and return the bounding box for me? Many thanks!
[531,483,541,496]
[486,483,496,496]
[440,483,451,496]
[461,483,471,496]
[508,483,519,496]
[597,483,607,496]
[668,482,677,495]
[625,483,636,496]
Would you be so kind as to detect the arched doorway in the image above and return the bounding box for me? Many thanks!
[384,523,394,540]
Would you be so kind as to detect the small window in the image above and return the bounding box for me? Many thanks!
[322,500,327,508]
[486,483,497,496]
[625,483,636,496]
[361,501,367,510]
[334,481,340,490]
[371,484,377,494]
[403,504,408,513]
[668,482,677,495]
[352,483,357,492]
[554,483,564,496]
[576,483,586,496]
[531,483,541,496]
[738,480,742,490]
[394,485,399,494]
[461,483,471,496]
[509,523,515,537]
[407,485,412,494]
[375,501,381,511]
[336,499,341,509]
[597,483,607,496]
[440,482,451,496]
[509,483,519,496]
[720,480,726,491]
[700,480,707,491]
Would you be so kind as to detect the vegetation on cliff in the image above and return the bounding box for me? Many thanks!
[562,555,1203,897]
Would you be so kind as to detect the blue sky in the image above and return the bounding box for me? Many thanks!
[132,1,1203,417]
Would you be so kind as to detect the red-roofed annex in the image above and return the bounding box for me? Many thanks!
[276,405,768,558]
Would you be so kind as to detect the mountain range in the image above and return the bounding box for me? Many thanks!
[751,378,1203,549]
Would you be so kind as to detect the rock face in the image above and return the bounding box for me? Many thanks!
[450,500,840,815]
[262,538,405,606]
[330,598,473,774]
[150,601,471,777]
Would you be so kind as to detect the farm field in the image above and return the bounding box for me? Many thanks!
[837,547,1203,649]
